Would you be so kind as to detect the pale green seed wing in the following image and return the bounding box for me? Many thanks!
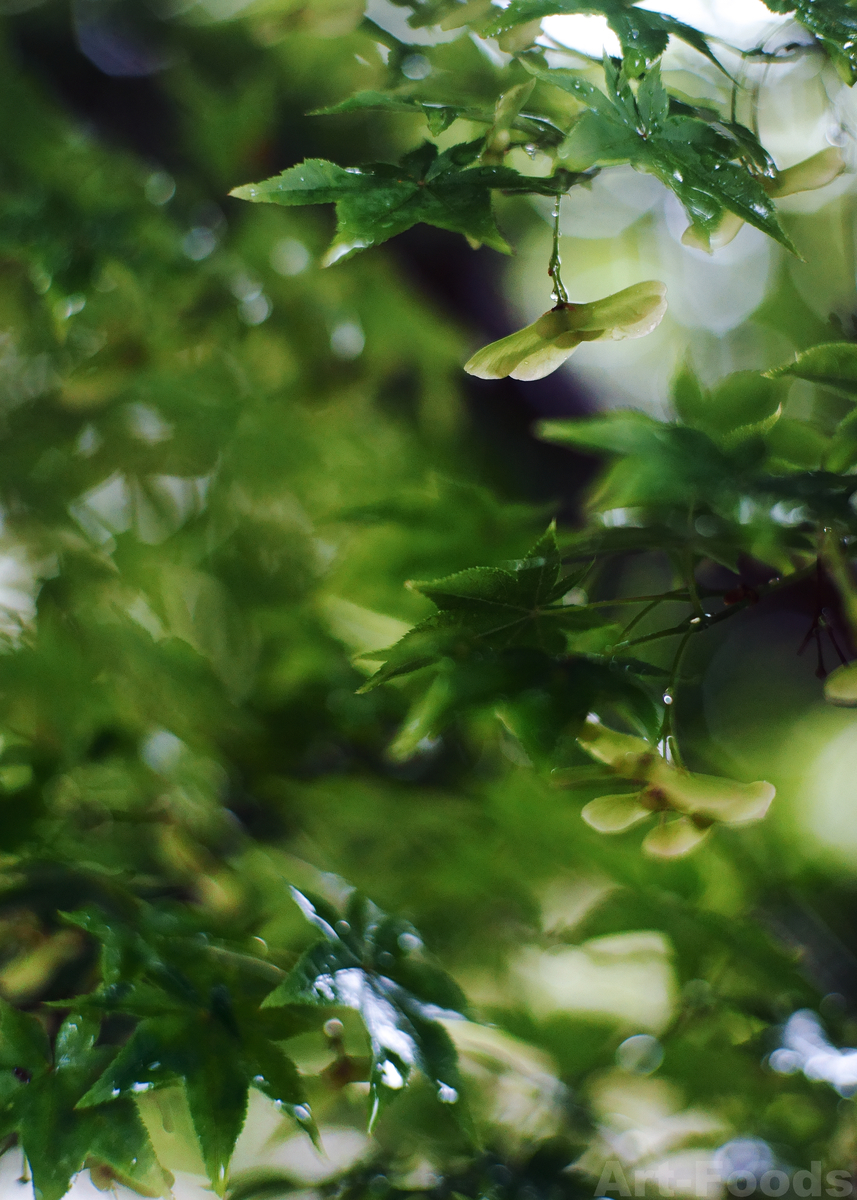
[825,662,857,706]
[643,817,710,858]
[770,147,845,198]
[682,211,744,253]
[655,766,774,824]
[577,722,654,772]
[508,338,582,380]
[581,793,650,833]
[464,322,548,379]
[572,281,667,339]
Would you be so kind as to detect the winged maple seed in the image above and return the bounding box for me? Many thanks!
[577,720,775,858]
[463,281,667,381]
[824,660,857,706]
[683,146,846,253]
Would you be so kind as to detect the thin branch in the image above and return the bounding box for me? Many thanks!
[620,595,670,640]
[544,588,690,611]
[613,563,818,652]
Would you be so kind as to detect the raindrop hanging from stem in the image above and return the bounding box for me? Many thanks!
[548,195,568,306]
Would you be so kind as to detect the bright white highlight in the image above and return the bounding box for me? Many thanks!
[772,1010,857,1098]
[543,0,790,60]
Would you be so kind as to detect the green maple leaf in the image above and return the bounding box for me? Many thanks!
[64,906,314,1193]
[360,523,600,691]
[0,1004,164,1200]
[230,140,581,263]
[529,61,795,251]
[78,1010,302,1193]
[263,888,470,1131]
[409,523,574,648]
[358,525,658,756]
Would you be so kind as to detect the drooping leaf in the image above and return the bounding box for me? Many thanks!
[231,141,583,263]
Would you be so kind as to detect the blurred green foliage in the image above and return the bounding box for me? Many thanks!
[2,4,857,1200]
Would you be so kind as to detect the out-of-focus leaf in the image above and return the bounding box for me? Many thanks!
[765,418,830,469]
[0,999,50,1070]
[642,816,711,857]
[767,343,857,398]
[0,1004,164,1200]
[673,368,784,438]
[770,147,846,197]
[581,792,650,832]
[227,1171,304,1200]
[312,91,565,145]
